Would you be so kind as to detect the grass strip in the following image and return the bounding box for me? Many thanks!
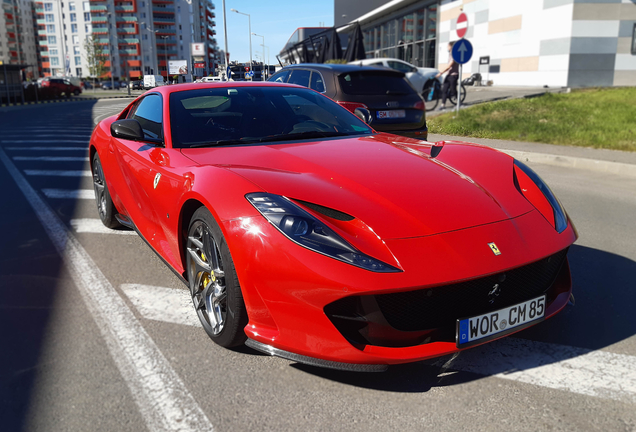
[427,88,636,152]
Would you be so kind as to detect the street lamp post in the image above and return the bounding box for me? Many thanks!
[142,23,169,81]
[107,12,114,90]
[251,32,265,81]
[230,8,252,80]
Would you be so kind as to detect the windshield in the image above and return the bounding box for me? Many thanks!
[169,86,373,148]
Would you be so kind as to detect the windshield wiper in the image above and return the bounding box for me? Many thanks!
[189,138,260,148]
[253,131,351,143]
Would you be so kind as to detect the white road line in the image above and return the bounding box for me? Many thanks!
[0,147,214,431]
[70,218,137,235]
[121,284,200,327]
[25,170,91,177]
[438,337,636,404]
[42,189,94,199]
[12,156,89,161]
[5,147,88,151]
[1,140,89,144]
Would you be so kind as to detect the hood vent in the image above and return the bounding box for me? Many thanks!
[294,199,355,222]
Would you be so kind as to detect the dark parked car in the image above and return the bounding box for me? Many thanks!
[129,80,143,90]
[39,78,82,97]
[268,64,427,140]
[102,81,127,90]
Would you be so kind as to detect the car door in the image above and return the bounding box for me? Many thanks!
[108,93,187,266]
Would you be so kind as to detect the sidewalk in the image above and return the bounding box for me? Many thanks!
[428,133,636,179]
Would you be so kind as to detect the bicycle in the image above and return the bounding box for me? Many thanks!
[422,77,466,111]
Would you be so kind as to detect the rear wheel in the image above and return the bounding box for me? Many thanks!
[186,207,248,347]
[73,89,80,96]
[422,82,439,111]
[449,84,467,105]
[91,153,120,229]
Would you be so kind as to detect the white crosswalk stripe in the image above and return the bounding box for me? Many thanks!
[71,218,136,235]
[13,156,89,161]
[43,189,94,199]
[25,170,91,177]
[121,284,200,327]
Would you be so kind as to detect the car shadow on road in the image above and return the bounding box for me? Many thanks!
[288,244,636,392]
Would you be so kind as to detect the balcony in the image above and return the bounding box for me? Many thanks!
[37,29,47,35]
[91,16,108,22]
[156,49,178,55]
[90,5,107,11]
[120,49,139,55]
[117,27,137,34]
[116,16,137,22]
[117,38,139,44]
[152,17,174,25]
[115,5,134,12]
[36,18,46,24]
[152,6,174,13]
[92,28,109,34]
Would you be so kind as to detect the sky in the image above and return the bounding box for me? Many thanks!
[214,0,334,65]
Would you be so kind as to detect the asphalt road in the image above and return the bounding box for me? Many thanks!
[0,100,635,432]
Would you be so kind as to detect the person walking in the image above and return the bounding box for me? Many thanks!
[435,41,459,110]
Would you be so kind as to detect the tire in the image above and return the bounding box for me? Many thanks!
[91,153,121,229]
[73,89,80,96]
[449,84,467,105]
[186,207,248,347]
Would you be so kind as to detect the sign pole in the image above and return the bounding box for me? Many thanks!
[457,63,462,114]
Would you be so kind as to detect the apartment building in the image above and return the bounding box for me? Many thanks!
[13,0,219,79]
[1,0,39,78]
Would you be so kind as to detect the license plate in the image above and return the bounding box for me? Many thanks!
[377,110,405,119]
[456,295,546,348]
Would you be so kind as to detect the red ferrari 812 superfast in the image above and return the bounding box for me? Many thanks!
[89,82,577,372]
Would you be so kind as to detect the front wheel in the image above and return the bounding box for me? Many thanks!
[449,84,467,105]
[91,153,121,229]
[422,85,439,111]
[186,207,248,347]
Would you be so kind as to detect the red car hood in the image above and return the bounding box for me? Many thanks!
[181,134,534,239]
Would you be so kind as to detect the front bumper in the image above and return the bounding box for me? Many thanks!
[223,209,577,368]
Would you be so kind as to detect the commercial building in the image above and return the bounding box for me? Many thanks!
[335,0,636,87]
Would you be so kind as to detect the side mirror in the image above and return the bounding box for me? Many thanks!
[354,107,373,125]
[111,119,144,141]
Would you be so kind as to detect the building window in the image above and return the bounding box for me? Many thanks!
[71,23,78,33]
[45,3,53,11]
[51,57,59,66]
[84,12,89,21]
[69,2,75,11]
[75,56,81,65]
[48,35,57,44]
[72,35,79,44]
[50,48,58,55]
[45,13,54,22]
[83,1,89,11]
[70,13,76,22]
[85,24,91,33]
[47,24,55,33]
[74,46,80,54]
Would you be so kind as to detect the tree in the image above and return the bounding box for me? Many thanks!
[84,35,108,88]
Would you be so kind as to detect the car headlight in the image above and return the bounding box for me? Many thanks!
[246,193,400,273]
[513,160,568,233]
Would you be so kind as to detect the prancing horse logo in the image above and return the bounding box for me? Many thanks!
[154,173,161,189]
[488,284,501,304]
[488,242,501,255]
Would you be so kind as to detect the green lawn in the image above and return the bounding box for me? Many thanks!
[427,88,636,152]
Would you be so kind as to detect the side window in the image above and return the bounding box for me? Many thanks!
[388,61,416,73]
[128,94,163,140]
[309,71,325,92]
[269,70,290,83]
[287,69,311,87]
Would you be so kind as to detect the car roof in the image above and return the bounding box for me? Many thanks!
[146,81,313,96]
[278,63,405,76]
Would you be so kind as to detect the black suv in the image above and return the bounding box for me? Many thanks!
[269,64,427,140]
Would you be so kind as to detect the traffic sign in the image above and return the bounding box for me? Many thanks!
[226,66,231,78]
[456,12,468,38]
[452,38,473,65]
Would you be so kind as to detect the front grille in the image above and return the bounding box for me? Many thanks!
[324,248,569,348]
[375,249,568,332]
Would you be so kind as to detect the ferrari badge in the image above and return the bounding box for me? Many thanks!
[488,242,501,256]
[154,173,161,189]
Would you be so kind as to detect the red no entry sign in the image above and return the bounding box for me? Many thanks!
[456,12,468,38]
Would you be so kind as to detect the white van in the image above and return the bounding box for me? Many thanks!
[143,75,166,89]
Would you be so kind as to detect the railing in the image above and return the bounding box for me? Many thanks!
[116,16,137,22]
[152,6,174,13]
[117,38,139,44]
[91,16,108,22]
[90,5,107,10]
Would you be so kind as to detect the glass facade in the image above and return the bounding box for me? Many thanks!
[361,2,438,68]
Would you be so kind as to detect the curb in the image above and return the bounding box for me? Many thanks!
[497,149,636,179]
[0,95,137,107]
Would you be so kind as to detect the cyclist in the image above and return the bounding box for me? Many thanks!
[435,41,459,110]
